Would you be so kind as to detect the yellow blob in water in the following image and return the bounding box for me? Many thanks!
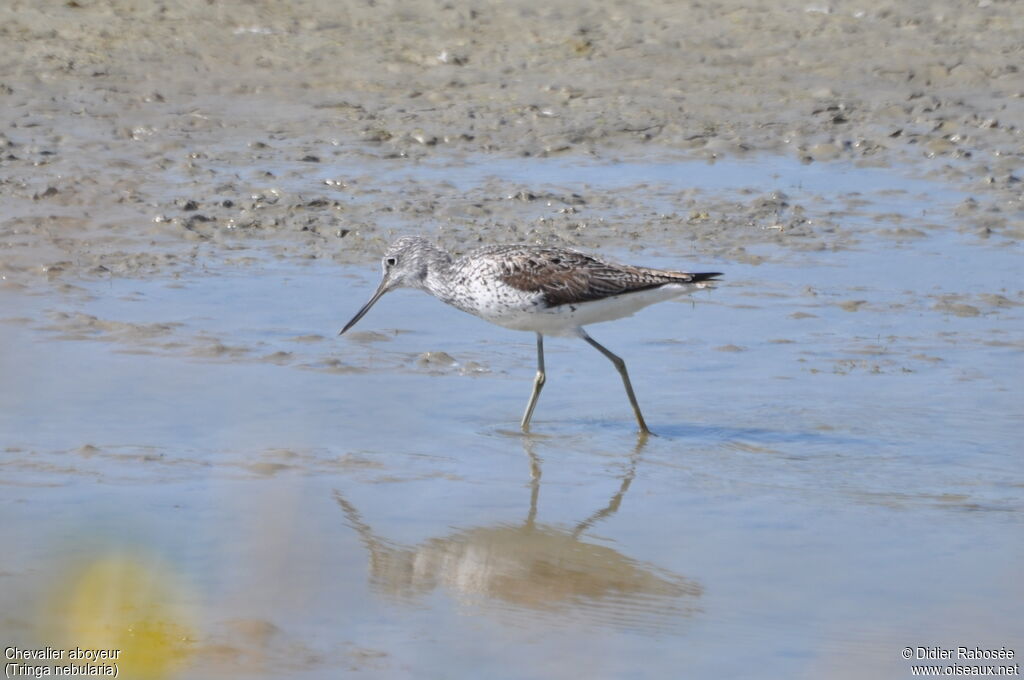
[44,552,196,680]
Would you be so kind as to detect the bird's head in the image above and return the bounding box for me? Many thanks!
[339,236,440,335]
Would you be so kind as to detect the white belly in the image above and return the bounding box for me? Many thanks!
[480,283,699,337]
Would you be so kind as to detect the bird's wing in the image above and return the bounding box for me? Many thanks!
[492,247,711,308]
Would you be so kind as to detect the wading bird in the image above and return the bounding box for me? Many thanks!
[340,236,720,434]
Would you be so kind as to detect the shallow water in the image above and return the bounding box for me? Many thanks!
[2,154,1021,678]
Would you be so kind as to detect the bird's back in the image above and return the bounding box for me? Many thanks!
[455,244,719,309]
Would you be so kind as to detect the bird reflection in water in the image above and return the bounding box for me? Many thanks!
[335,438,702,633]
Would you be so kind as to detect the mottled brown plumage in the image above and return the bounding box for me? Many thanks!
[493,246,719,307]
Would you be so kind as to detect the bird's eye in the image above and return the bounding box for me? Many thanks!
[385,256,398,267]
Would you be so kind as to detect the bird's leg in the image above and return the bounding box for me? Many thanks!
[520,332,547,432]
[579,329,651,434]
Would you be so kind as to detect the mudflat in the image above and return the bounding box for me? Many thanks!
[1,2,1021,679]
[1,0,1021,280]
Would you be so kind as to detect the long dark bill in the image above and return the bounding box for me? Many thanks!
[339,279,389,335]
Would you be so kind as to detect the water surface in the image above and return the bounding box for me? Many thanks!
[2,154,1021,679]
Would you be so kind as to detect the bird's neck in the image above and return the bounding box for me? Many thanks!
[418,244,455,298]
